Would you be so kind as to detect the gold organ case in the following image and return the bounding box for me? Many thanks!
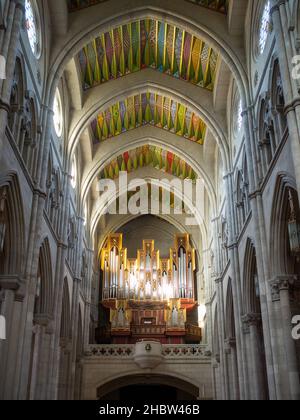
[99,233,202,344]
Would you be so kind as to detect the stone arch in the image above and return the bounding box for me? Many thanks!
[96,213,202,266]
[270,173,299,276]
[96,372,200,400]
[0,172,25,276]
[268,57,287,142]
[82,136,217,217]
[8,55,26,138]
[21,94,39,179]
[45,4,249,112]
[91,176,208,248]
[68,78,229,169]
[34,238,53,318]
[225,278,235,339]
[242,238,260,315]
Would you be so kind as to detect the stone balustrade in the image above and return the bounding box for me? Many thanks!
[84,344,209,359]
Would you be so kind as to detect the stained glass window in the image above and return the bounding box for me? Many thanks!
[25,0,40,57]
[53,89,63,137]
[259,1,271,55]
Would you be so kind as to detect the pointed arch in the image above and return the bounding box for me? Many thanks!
[60,278,71,340]
[35,238,53,317]
[243,238,261,315]
[8,55,26,137]
[270,173,299,276]
[225,278,235,339]
[0,172,25,275]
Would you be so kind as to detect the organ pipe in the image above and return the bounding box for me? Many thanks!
[101,234,196,302]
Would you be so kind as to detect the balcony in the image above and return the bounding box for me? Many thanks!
[85,344,209,360]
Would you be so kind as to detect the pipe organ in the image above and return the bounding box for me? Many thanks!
[100,234,201,344]
[101,234,196,304]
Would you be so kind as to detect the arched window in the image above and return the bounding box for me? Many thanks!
[25,0,41,58]
[271,60,287,141]
[53,89,63,138]
[236,99,243,133]
[71,157,77,189]
[83,201,88,226]
[258,1,271,55]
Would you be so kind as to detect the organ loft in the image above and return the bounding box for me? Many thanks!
[98,234,202,344]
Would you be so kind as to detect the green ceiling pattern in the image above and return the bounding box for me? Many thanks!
[100,146,197,181]
[68,0,228,13]
[91,92,207,145]
[78,19,219,91]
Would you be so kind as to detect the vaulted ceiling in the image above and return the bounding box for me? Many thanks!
[90,91,207,145]
[68,0,229,14]
[77,19,219,91]
[54,0,248,241]
[99,146,198,181]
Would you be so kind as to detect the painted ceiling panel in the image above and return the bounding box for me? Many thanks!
[78,19,219,91]
[100,146,197,181]
[91,92,207,145]
[68,0,228,13]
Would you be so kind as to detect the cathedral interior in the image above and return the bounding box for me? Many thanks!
[0,0,300,401]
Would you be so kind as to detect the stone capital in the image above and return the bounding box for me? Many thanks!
[60,338,72,353]
[242,313,261,328]
[269,275,296,302]
[33,314,54,328]
[0,275,24,293]
[225,337,236,349]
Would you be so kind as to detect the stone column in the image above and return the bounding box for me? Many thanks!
[241,106,278,400]
[32,317,54,400]
[57,338,72,400]
[270,276,300,400]
[68,276,81,400]
[215,277,229,400]
[225,338,240,400]
[242,313,268,400]
[47,168,72,400]
[0,0,24,154]
[0,275,24,399]
[223,172,247,399]
[212,359,220,400]
[270,0,300,196]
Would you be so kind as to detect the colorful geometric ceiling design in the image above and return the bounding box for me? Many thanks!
[68,0,228,13]
[91,92,207,145]
[78,19,219,91]
[100,146,197,181]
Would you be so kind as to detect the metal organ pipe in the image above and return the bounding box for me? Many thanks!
[109,250,113,298]
[188,262,193,299]
[116,253,119,293]
[183,250,187,298]
[179,248,184,298]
